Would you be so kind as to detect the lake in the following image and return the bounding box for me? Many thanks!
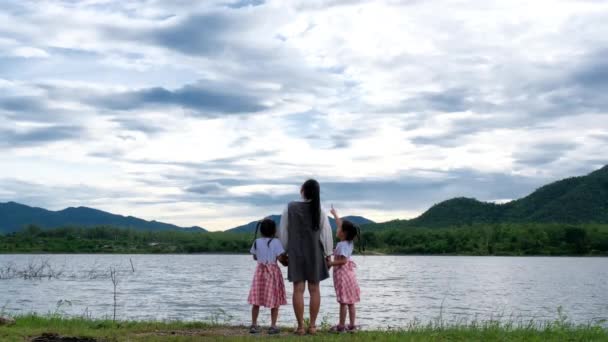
[1,255,607,328]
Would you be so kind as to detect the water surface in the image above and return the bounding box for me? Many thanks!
[1,255,606,328]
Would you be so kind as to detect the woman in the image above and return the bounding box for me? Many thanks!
[278,179,334,335]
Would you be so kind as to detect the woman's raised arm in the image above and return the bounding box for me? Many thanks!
[320,208,334,257]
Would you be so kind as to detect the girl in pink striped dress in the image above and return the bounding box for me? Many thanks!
[247,218,287,335]
[328,206,361,333]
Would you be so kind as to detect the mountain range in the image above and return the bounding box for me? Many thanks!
[1,165,607,234]
[0,202,207,234]
[0,201,374,234]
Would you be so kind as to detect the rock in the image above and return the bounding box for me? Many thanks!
[0,316,15,326]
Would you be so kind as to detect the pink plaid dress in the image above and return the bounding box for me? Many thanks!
[247,238,287,308]
[333,241,360,304]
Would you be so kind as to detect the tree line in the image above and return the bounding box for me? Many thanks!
[361,223,608,255]
[1,223,607,255]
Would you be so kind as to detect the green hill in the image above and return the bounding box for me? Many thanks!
[412,197,504,227]
[367,165,608,230]
[504,165,608,223]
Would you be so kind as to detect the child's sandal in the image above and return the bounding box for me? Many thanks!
[330,325,346,333]
[293,327,305,336]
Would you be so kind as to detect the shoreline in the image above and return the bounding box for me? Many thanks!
[2,315,607,342]
[1,252,607,257]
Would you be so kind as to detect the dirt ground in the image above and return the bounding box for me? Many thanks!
[31,333,98,342]
[30,326,308,341]
[133,326,300,338]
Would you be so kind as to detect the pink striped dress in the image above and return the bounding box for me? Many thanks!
[333,241,360,304]
[248,238,287,308]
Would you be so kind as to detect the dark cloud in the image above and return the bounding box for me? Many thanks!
[330,134,351,149]
[421,89,473,113]
[0,125,82,148]
[226,0,265,9]
[165,169,544,213]
[88,149,124,159]
[377,47,608,147]
[571,49,608,89]
[0,95,69,123]
[377,87,484,115]
[409,130,473,147]
[27,80,270,136]
[0,95,47,113]
[506,48,608,120]
[591,133,608,143]
[95,7,339,96]
[111,117,167,134]
[104,9,270,60]
[320,169,541,211]
[175,179,297,207]
[553,49,608,115]
[409,115,511,147]
[91,83,268,114]
[229,136,251,148]
[514,155,558,166]
[328,127,369,149]
[147,13,244,56]
[185,182,226,195]
[513,142,578,167]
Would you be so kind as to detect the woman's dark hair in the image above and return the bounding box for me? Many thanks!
[342,219,365,252]
[253,218,277,250]
[301,179,321,231]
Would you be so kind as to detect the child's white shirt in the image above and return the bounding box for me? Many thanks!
[250,238,284,264]
[334,241,354,259]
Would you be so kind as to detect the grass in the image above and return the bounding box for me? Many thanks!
[1,315,607,342]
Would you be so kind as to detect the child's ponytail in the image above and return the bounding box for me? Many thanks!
[252,220,262,250]
[355,225,366,254]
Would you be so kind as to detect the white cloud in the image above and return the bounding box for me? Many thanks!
[12,47,50,58]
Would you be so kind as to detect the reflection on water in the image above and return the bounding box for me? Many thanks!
[1,254,607,328]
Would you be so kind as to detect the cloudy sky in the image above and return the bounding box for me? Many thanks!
[0,0,606,230]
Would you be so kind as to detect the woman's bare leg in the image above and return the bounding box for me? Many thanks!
[293,282,306,332]
[308,282,321,328]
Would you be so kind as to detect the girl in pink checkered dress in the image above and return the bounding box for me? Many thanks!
[247,218,287,335]
[328,206,361,333]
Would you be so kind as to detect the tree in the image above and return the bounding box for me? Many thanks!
[23,224,42,237]
[564,226,588,253]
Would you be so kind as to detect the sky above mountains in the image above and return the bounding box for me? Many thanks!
[0,0,607,231]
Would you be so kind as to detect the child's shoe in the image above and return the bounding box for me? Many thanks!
[268,326,280,335]
[330,325,346,333]
[249,325,260,334]
[347,324,358,333]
